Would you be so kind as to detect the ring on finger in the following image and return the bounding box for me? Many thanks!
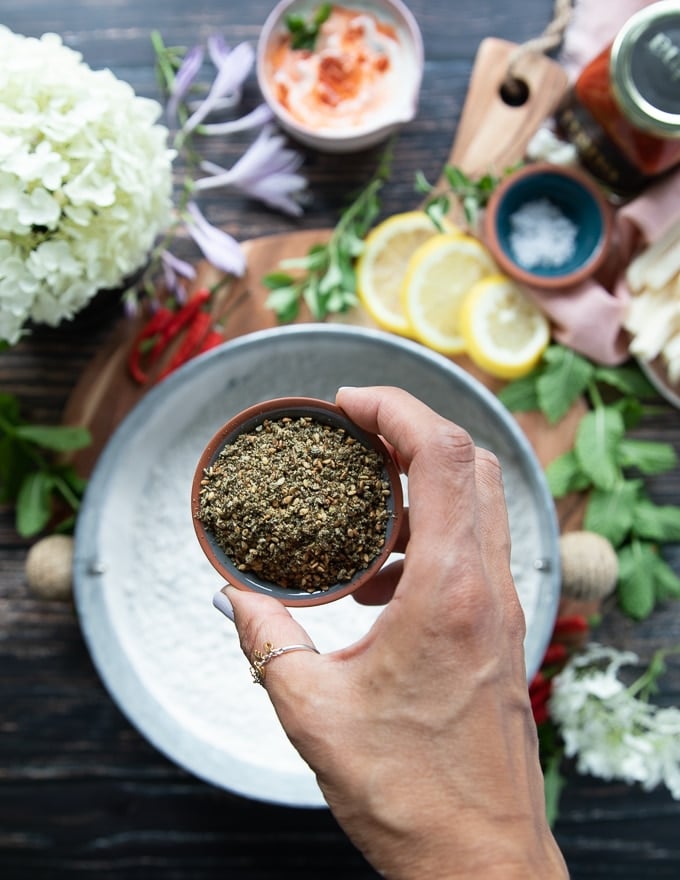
[250,641,319,686]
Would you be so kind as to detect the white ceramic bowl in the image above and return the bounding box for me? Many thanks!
[256,0,424,152]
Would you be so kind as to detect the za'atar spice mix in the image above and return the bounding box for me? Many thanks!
[197,415,393,591]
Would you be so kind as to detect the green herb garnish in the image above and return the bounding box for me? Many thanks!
[499,345,680,619]
[0,393,91,537]
[416,164,520,229]
[263,145,392,322]
[285,3,332,51]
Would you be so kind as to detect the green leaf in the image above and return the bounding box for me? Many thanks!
[651,553,680,600]
[618,438,677,474]
[0,434,33,502]
[584,481,640,546]
[497,372,540,413]
[414,170,433,194]
[264,287,300,322]
[262,271,295,290]
[617,541,657,619]
[545,450,591,498]
[537,346,593,424]
[593,364,657,399]
[632,498,680,543]
[0,393,21,423]
[575,407,625,490]
[542,753,565,829]
[16,470,53,537]
[14,424,91,452]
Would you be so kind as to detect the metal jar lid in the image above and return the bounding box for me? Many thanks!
[610,0,680,138]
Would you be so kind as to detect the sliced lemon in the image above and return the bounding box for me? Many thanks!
[356,211,455,336]
[401,232,497,355]
[460,275,551,380]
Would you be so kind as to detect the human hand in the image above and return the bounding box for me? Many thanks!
[216,386,567,879]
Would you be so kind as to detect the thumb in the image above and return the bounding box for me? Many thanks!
[216,585,320,691]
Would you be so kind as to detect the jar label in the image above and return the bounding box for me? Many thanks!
[556,100,648,196]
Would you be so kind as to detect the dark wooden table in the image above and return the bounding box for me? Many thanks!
[2,1,679,877]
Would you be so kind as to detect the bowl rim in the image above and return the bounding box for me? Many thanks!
[191,395,405,606]
[484,161,613,291]
[255,0,424,148]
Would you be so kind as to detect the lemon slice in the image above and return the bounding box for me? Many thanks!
[460,275,551,380]
[401,232,497,354]
[356,211,454,336]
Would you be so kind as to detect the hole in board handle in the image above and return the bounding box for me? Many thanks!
[499,76,530,107]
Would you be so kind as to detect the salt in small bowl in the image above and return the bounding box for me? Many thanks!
[484,162,613,290]
[191,396,404,606]
[256,0,424,153]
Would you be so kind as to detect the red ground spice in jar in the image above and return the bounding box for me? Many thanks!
[556,1,680,197]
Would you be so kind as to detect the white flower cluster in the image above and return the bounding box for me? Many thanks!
[550,643,680,799]
[0,27,174,344]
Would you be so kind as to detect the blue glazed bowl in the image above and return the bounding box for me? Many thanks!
[484,162,612,290]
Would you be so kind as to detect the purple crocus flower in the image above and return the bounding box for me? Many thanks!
[167,44,205,122]
[193,125,307,216]
[183,42,255,134]
[184,202,246,277]
[199,102,274,136]
[160,248,197,299]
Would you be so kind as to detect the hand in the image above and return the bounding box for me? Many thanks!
[219,386,567,879]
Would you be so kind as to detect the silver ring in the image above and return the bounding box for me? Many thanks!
[250,641,319,685]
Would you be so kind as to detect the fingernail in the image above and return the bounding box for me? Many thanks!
[337,386,357,391]
[212,588,235,621]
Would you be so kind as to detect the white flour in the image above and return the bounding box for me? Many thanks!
[113,402,542,786]
[122,425,383,778]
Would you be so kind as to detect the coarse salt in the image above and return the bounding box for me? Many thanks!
[508,198,578,269]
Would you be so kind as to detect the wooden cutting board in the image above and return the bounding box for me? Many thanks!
[63,38,585,530]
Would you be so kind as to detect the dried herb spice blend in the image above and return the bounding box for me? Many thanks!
[197,416,393,591]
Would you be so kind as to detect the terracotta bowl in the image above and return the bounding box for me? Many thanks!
[191,396,404,606]
[484,162,613,290]
[256,0,423,153]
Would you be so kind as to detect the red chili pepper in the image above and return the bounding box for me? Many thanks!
[157,309,213,381]
[127,306,174,385]
[147,288,212,363]
[196,329,225,353]
[529,672,553,726]
[542,642,569,668]
[552,615,589,637]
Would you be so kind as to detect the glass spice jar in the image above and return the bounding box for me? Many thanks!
[556,0,680,197]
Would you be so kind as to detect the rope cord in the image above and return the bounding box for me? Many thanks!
[507,0,574,79]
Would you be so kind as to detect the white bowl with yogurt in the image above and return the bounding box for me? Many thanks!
[256,0,424,152]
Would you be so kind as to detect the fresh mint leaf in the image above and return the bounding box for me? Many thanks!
[617,540,657,619]
[14,424,91,452]
[537,346,593,424]
[584,481,641,547]
[497,371,540,413]
[265,286,300,322]
[262,271,296,289]
[617,438,677,474]
[286,4,331,50]
[651,553,680,600]
[593,364,657,399]
[545,450,591,498]
[575,406,625,491]
[16,470,54,537]
[632,498,680,543]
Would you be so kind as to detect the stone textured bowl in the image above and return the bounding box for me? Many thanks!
[191,396,404,606]
[484,162,613,290]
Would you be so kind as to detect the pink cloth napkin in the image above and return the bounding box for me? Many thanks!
[526,0,680,365]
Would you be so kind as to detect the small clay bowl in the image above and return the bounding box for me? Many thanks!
[256,0,423,153]
[191,397,404,606]
[484,162,613,290]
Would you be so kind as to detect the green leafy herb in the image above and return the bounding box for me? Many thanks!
[264,146,392,321]
[416,164,519,229]
[500,345,680,620]
[0,393,91,537]
[285,3,332,51]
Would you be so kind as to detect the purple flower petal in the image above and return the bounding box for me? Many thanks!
[167,45,205,121]
[185,202,246,277]
[193,125,307,216]
[183,42,255,133]
[161,249,198,280]
[199,103,274,136]
[207,33,230,68]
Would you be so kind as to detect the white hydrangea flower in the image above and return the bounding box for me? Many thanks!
[0,26,174,344]
[550,643,680,799]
